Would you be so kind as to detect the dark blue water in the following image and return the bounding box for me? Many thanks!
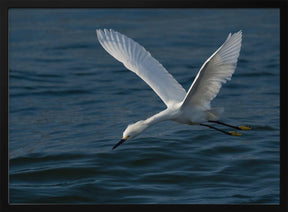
[9,9,280,204]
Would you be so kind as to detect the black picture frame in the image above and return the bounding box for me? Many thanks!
[1,0,287,211]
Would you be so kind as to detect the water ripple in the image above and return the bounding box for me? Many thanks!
[9,9,280,204]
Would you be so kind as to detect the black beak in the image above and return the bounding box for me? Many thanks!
[112,138,127,150]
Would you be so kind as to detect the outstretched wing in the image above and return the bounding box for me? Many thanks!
[96,29,186,107]
[181,31,242,110]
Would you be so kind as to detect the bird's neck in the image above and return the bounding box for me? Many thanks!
[143,109,171,127]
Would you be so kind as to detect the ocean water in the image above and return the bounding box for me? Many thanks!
[9,9,280,204]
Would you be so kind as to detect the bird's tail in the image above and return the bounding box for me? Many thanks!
[206,107,224,121]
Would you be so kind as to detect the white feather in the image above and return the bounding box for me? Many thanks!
[181,31,242,110]
[96,29,186,107]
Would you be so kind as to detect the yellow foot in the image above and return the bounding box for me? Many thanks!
[238,126,252,130]
[229,131,242,136]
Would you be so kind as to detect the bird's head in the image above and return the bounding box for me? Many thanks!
[112,121,148,150]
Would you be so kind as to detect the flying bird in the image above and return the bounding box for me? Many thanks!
[96,29,251,150]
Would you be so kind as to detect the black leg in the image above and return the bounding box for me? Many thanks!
[200,123,242,136]
[208,120,239,130]
[208,120,251,130]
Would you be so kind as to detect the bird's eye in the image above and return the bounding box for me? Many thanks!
[123,135,130,140]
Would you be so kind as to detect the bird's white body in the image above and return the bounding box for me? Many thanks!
[96,29,243,148]
[123,100,220,139]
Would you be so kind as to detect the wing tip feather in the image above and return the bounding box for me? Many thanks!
[96,29,102,40]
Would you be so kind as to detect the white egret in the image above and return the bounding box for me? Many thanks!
[96,29,251,150]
